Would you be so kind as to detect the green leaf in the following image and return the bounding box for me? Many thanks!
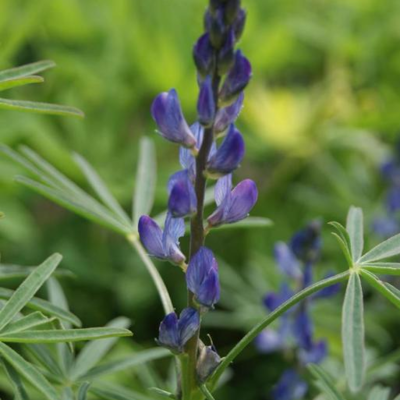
[73,153,131,225]
[24,344,64,379]
[0,60,56,82]
[78,382,91,400]
[0,327,132,343]
[70,317,131,380]
[393,394,400,400]
[331,232,353,267]
[211,217,272,231]
[342,272,365,392]
[1,359,30,400]
[149,388,176,399]
[308,364,346,400]
[0,288,81,327]
[200,384,216,400]
[346,207,364,262]
[0,312,54,335]
[360,233,400,264]
[81,347,171,379]
[0,254,62,331]
[15,176,131,236]
[90,383,155,400]
[0,98,84,118]
[0,342,59,400]
[359,269,400,309]
[0,264,72,281]
[0,76,44,92]
[367,386,391,400]
[133,137,157,228]
[361,262,400,276]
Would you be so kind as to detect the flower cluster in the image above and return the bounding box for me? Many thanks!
[373,143,400,237]
[138,0,258,384]
[255,221,340,400]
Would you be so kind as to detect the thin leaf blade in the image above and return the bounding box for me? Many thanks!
[360,233,400,264]
[346,207,364,262]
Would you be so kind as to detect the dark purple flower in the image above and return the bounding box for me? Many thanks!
[197,76,215,127]
[138,213,185,265]
[220,51,252,105]
[151,89,197,148]
[207,173,258,227]
[272,369,308,400]
[193,33,214,77]
[218,29,235,74]
[206,8,226,49]
[157,308,200,353]
[186,247,220,308]
[225,0,241,24]
[263,283,294,312]
[290,220,322,264]
[274,242,302,280]
[292,309,313,351]
[168,170,197,218]
[298,340,327,365]
[197,344,221,382]
[214,92,244,135]
[206,125,245,178]
[313,272,341,299]
[233,8,247,41]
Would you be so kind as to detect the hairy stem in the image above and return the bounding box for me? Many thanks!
[209,270,351,389]
[127,234,174,315]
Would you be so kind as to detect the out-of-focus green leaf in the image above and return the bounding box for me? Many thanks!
[346,206,364,262]
[90,383,155,400]
[133,137,157,228]
[0,253,62,331]
[1,359,30,400]
[0,76,43,92]
[0,60,55,82]
[0,98,84,118]
[24,344,64,380]
[82,347,171,379]
[212,217,273,231]
[0,312,54,335]
[77,382,91,400]
[342,272,365,392]
[308,364,346,400]
[0,327,132,343]
[149,387,175,399]
[0,265,72,281]
[0,342,59,400]
[0,288,81,327]
[360,269,400,309]
[367,386,391,400]
[329,221,352,267]
[70,317,131,380]
[360,233,400,264]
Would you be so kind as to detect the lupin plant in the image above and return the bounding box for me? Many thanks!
[6,1,400,399]
[256,221,340,400]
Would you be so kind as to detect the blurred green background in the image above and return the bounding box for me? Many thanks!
[1,0,400,397]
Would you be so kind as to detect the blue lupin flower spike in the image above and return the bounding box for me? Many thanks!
[207,173,258,227]
[214,92,244,135]
[151,89,197,149]
[138,213,186,266]
[197,76,216,127]
[186,246,220,308]
[193,33,214,77]
[168,170,197,218]
[271,369,308,400]
[206,124,245,178]
[157,308,200,353]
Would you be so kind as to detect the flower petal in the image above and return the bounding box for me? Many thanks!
[178,308,200,347]
[197,76,215,127]
[214,92,244,134]
[274,242,302,279]
[163,213,186,264]
[158,312,180,351]
[168,170,197,218]
[138,216,165,259]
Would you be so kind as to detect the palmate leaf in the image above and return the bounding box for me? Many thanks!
[0,76,44,92]
[0,312,54,335]
[328,222,352,267]
[77,382,91,400]
[0,264,72,281]
[346,206,364,262]
[70,317,131,380]
[367,386,391,400]
[0,342,59,400]
[308,364,346,400]
[342,272,365,392]
[90,382,156,400]
[361,262,400,276]
[0,60,55,82]
[1,359,30,400]
[360,233,400,264]
[0,254,62,332]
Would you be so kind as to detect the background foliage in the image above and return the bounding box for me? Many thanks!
[1,0,400,398]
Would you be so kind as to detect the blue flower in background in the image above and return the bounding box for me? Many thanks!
[255,221,339,400]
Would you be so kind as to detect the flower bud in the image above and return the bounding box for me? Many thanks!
[197,343,222,383]
[168,170,197,218]
[219,51,252,105]
[157,308,200,353]
[206,8,226,49]
[214,92,243,135]
[197,76,216,127]
[151,89,197,148]
[206,125,245,178]
[186,247,220,308]
[225,0,241,24]
[218,29,235,75]
[193,33,214,77]
[233,8,247,41]
[289,220,321,264]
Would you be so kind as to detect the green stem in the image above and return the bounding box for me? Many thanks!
[209,270,351,389]
[199,384,215,400]
[127,234,174,315]
[180,355,191,400]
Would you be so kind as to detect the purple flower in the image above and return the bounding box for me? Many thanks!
[274,242,302,280]
[197,76,215,127]
[289,220,321,264]
[313,272,341,299]
[298,340,327,365]
[387,186,400,213]
[232,8,247,41]
[206,125,245,178]
[168,170,197,218]
[272,369,308,400]
[218,29,235,74]
[186,247,220,308]
[157,308,200,353]
[197,344,221,382]
[207,173,258,227]
[372,216,400,238]
[263,283,294,312]
[138,213,185,265]
[151,89,197,148]
[214,92,244,135]
[292,309,313,351]
[220,51,252,105]
[255,329,284,353]
[193,33,214,76]
[206,8,226,49]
